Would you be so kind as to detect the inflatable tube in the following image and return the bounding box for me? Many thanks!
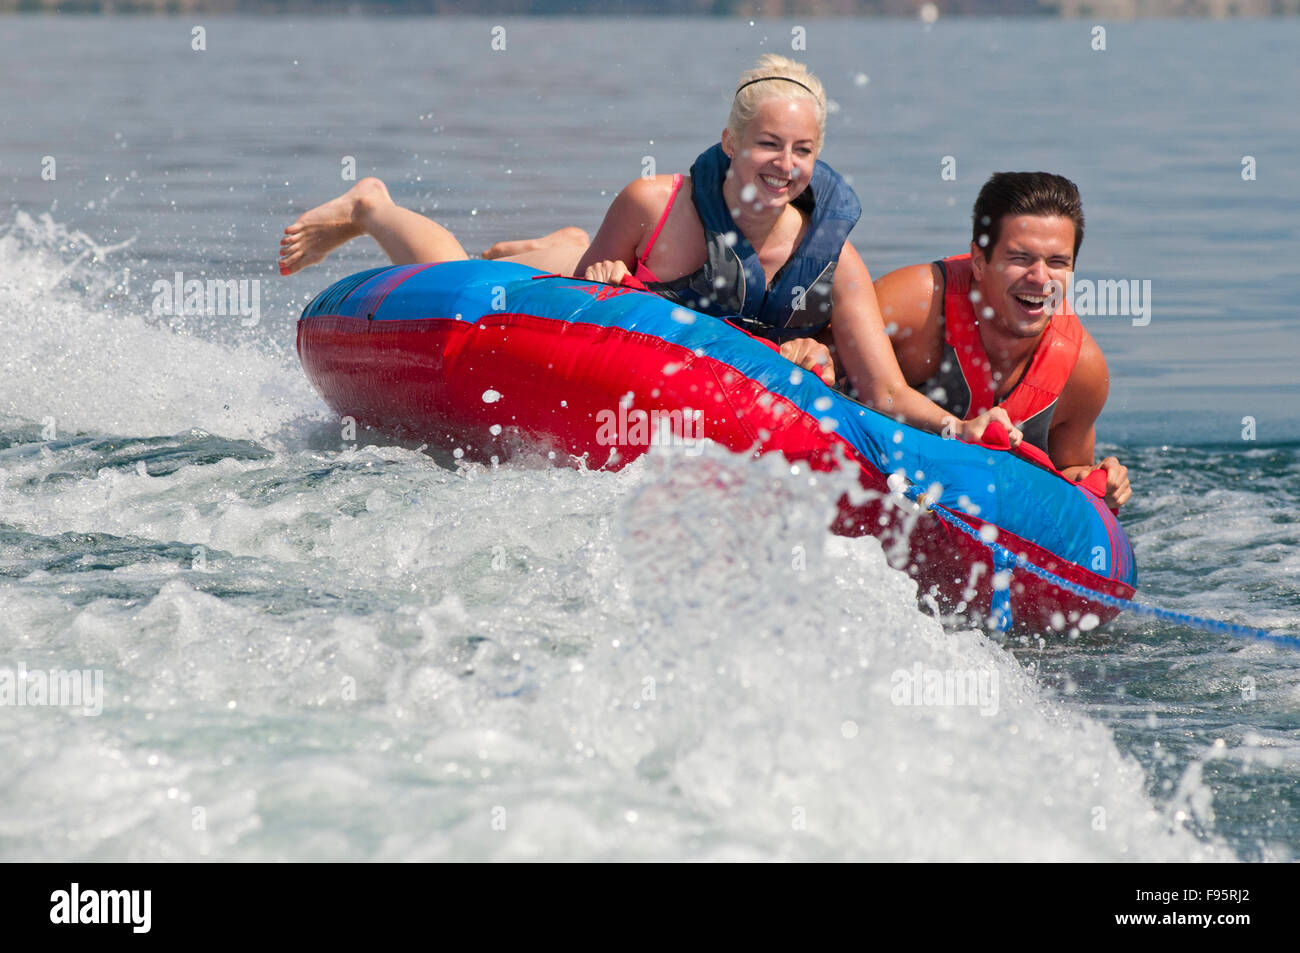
[297,260,1137,632]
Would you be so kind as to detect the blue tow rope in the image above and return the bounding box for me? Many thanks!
[902,485,1300,649]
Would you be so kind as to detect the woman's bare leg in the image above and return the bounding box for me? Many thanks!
[483,226,590,266]
[506,248,582,274]
[483,226,591,274]
[279,177,468,275]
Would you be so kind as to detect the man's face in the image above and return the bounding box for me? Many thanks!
[970,214,1076,340]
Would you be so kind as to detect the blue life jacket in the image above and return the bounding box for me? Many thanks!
[645,143,861,342]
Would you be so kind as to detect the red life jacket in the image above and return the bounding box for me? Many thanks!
[923,254,1084,453]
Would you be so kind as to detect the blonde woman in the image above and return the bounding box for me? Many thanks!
[280,55,1019,445]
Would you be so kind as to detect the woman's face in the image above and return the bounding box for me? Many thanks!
[721,96,821,215]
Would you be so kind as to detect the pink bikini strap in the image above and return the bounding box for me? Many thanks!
[637,173,683,269]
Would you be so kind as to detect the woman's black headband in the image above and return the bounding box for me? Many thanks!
[734,76,821,105]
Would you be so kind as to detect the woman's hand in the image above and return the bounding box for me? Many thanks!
[583,259,633,285]
[778,337,836,385]
[948,407,1023,448]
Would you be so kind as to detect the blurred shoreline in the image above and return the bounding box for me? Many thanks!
[3,1,1298,19]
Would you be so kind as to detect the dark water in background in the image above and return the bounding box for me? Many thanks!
[1,15,1298,861]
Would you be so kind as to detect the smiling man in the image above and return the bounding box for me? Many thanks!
[872,172,1131,509]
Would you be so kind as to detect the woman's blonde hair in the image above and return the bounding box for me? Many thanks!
[727,55,827,152]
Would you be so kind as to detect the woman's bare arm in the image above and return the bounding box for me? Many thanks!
[573,177,666,280]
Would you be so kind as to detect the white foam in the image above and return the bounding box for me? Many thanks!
[0,442,1230,860]
[0,211,324,446]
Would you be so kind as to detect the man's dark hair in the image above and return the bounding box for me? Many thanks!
[972,172,1085,262]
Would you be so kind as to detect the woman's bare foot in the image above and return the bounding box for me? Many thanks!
[482,226,590,261]
[279,178,387,276]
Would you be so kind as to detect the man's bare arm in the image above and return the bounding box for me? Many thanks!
[1049,333,1131,508]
